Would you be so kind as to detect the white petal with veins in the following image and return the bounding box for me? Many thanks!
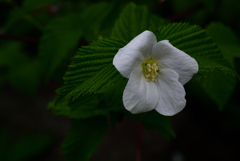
[155,68,186,116]
[113,31,157,78]
[151,40,198,85]
[123,66,159,114]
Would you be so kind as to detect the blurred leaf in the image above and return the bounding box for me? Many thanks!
[128,111,175,139]
[4,8,33,33]
[0,42,40,95]
[80,2,115,41]
[22,0,59,11]
[8,59,40,95]
[199,71,236,110]
[201,22,240,110]
[62,116,108,161]
[206,22,240,67]
[38,14,83,80]
[39,2,117,81]
[171,0,217,12]
[55,38,126,103]
[9,134,53,161]
[171,0,217,25]
[0,42,27,67]
[202,22,240,109]
[47,99,70,117]
[235,57,240,76]
[3,0,45,33]
[112,2,167,42]
[218,0,240,23]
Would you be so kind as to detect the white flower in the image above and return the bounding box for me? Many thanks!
[113,30,198,116]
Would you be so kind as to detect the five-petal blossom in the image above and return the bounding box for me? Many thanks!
[113,30,198,116]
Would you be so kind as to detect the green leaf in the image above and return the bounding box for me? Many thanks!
[0,42,40,95]
[8,59,40,95]
[128,111,175,140]
[203,22,240,109]
[0,42,27,67]
[153,22,236,110]
[79,2,115,41]
[112,2,167,42]
[49,95,110,119]
[9,134,53,161]
[47,100,70,117]
[22,0,59,12]
[55,38,126,103]
[62,117,108,161]
[68,95,110,119]
[38,14,82,80]
[206,22,240,67]
[102,79,127,111]
[152,23,233,76]
[198,70,236,110]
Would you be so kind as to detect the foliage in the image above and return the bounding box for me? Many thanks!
[62,117,108,161]
[0,130,53,161]
[1,0,240,160]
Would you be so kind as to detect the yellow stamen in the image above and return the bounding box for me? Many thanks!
[142,58,159,82]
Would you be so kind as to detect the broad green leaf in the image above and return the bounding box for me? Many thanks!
[128,111,175,140]
[112,2,167,42]
[49,95,110,119]
[68,95,110,119]
[153,23,235,109]
[102,79,127,111]
[62,116,108,161]
[198,71,236,110]
[38,14,82,80]
[56,3,166,103]
[153,23,232,76]
[206,22,240,67]
[55,38,126,103]
[203,22,240,109]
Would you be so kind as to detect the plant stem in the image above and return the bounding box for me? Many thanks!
[136,122,143,161]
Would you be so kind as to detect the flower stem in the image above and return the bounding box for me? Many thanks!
[136,122,143,161]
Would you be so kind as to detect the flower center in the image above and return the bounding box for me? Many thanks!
[142,58,159,82]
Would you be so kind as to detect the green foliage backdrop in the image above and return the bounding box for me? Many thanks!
[0,0,240,160]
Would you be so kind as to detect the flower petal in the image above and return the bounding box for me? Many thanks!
[123,66,159,114]
[113,30,157,78]
[155,68,186,116]
[151,40,198,85]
